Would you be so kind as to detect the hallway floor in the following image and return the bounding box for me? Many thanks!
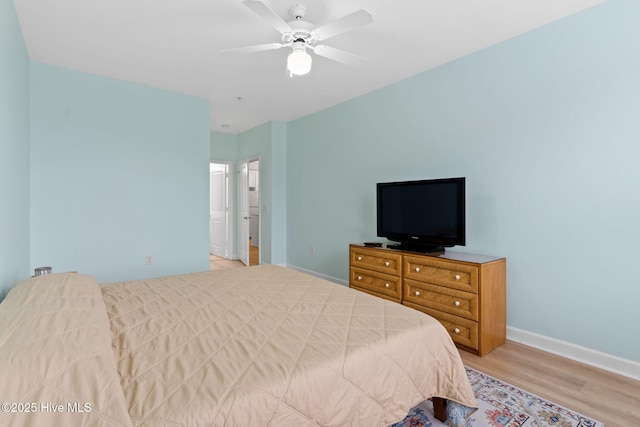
[209,244,259,270]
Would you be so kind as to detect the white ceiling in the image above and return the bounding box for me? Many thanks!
[14,0,606,134]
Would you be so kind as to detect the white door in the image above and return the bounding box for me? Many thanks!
[210,163,228,257]
[237,160,249,266]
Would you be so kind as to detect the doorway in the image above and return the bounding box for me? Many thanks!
[248,160,260,266]
[209,162,232,260]
[237,158,260,266]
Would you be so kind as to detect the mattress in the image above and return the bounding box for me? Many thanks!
[0,265,476,427]
[102,265,476,426]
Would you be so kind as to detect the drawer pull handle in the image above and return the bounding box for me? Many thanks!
[454,328,461,334]
[415,291,420,296]
[357,276,362,280]
[357,256,362,261]
[385,261,390,266]
[385,283,390,288]
[454,301,461,307]
[415,267,421,272]
[455,274,461,280]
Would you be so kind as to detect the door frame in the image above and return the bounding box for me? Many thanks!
[248,159,261,265]
[237,157,261,266]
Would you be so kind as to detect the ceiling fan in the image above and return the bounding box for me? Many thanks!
[221,1,373,77]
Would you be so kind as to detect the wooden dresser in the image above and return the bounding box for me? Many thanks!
[349,244,506,356]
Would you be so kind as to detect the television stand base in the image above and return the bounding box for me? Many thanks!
[386,243,445,254]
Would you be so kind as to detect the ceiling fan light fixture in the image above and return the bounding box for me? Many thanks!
[287,41,312,76]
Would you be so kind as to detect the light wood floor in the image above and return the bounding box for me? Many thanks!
[249,242,259,266]
[209,255,244,270]
[460,341,639,427]
[209,243,259,270]
[205,259,639,426]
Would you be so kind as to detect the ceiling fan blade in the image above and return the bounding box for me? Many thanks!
[243,0,292,34]
[220,42,287,55]
[312,9,373,41]
[312,45,367,67]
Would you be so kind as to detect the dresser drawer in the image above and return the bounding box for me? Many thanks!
[404,302,478,350]
[351,247,402,276]
[350,267,402,300]
[404,256,478,293]
[404,279,478,321]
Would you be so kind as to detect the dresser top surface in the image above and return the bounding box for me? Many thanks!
[350,243,505,265]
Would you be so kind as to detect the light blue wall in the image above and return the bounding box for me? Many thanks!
[286,0,640,362]
[0,0,30,298]
[270,122,287,265]
[30,63,210,282]
[211,131,237,162]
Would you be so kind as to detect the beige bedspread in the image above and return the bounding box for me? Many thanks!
[101,265,476,426]
[0,273,132,427]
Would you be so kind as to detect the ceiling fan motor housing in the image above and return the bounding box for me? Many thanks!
[281,4,316,45]
[289,4,307,20]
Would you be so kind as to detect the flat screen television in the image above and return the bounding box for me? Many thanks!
[376,177,465,253]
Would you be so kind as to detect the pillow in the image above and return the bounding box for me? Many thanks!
[0,273,133,427]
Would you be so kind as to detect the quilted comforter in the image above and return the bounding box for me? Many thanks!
[0,265,476,427]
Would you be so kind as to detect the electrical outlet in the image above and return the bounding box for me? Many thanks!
[145,255,153,265]
[310,245,315,254]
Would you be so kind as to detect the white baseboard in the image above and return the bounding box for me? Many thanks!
[507,326,640,381]
[285,264,348,287]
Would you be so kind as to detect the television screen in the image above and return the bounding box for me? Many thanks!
[377,177,465,252]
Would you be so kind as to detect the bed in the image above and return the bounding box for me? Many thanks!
[0,265,476,427]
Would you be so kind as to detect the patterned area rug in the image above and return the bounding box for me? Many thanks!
[393,366,605,427]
